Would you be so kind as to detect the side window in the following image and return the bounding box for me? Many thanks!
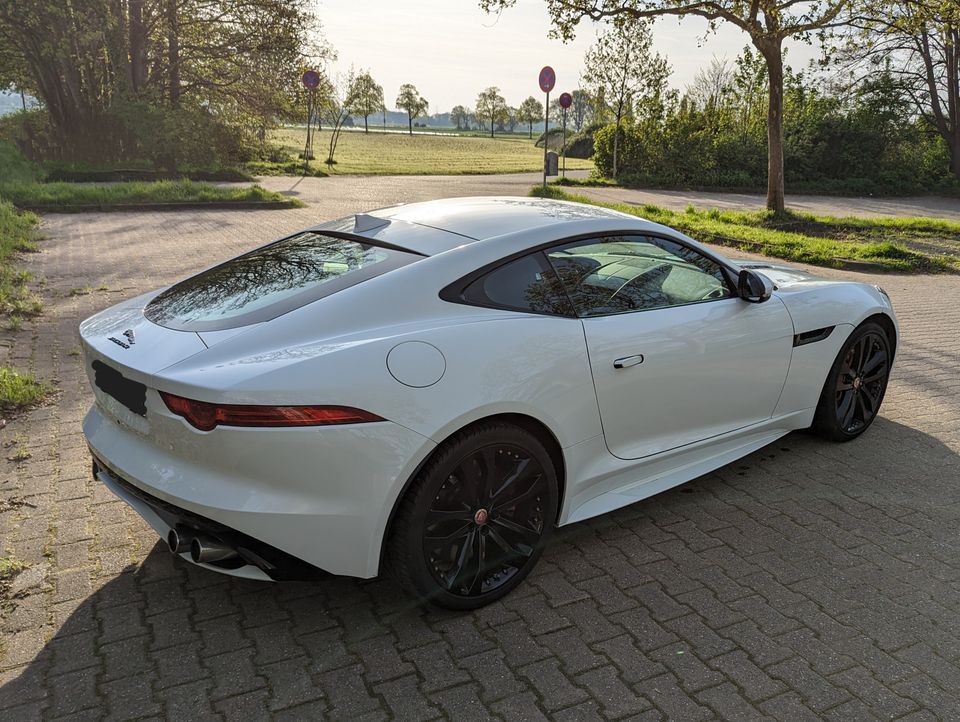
[459,253,574,316]
[545,235,732,318]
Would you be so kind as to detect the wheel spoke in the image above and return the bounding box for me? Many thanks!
[862,348,887,375]
[838,390,856,429]
[836,380,854,391]
[856,394,870,423]
[491,516,540,550]
[863,369,886,384]
[861,384,880,413]
[855,336,871,373]
[424,521,473,542]
[490,456,533,501]
[426,507,473,524]
[486,524,532,560]
[442,528,476,590]
[469,532,487,595]
[478,447,501,502]
[492,480,542,513]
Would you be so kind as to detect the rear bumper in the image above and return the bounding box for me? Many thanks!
[92,455,321,580]
[83,404,435,578]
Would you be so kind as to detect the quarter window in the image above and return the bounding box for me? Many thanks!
[460,253,574,316]
[545,235,732,318]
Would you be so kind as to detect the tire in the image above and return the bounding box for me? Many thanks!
[812,321,892,442]
[388,422,559,610]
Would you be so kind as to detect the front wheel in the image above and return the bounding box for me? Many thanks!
[812,321,891,442]
[388,422,558,609]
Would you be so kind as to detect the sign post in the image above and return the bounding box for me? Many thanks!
[559,92,572,179]
[301,70,322,172]
[538,66,556,195]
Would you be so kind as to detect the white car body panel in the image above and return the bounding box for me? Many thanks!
[582,296,794,460]
[79,197,899,581]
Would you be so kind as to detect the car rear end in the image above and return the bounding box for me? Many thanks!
[81,226,443,580]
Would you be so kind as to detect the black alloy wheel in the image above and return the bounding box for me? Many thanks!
[389,422,558,609]
[813,321,891,441]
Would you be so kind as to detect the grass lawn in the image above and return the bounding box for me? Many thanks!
[268,127,594,175]
[0,179,299,211]
[536,185,960,273]
[0,141,297,211]
[0,200,42,326]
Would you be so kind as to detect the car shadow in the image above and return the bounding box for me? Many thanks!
[1,417,958,716]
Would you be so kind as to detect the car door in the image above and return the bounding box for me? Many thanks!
[545,234,793,460]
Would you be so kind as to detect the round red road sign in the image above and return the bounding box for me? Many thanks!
[559,92,573,109]
[539,66,556,93]
[301,70,321,89]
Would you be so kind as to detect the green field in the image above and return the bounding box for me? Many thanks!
[269,127,594,175]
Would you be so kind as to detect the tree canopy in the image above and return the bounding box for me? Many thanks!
[476,86,508,137]
[346,71,384,133]
[396,83,429,134]
[0,0,326,166]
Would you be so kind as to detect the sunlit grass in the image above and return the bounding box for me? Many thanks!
[534,185,958,273]
[268,127,593,176]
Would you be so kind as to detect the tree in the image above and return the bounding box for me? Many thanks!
[481,0,858,212]
[396,83,428,134]
[517,96,544,138]
[0,0,324,164]
[581,16,670,178]
[570,89,593,131]
[506,106,519,132]
[476,86,508,138]
[346,70,384,133]
[838,0,960,180]
[450,104,471,130]
[318,71,353,166]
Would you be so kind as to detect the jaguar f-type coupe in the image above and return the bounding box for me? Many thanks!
[81,197,897,608]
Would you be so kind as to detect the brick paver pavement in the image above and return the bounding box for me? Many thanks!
[1,176,959,720]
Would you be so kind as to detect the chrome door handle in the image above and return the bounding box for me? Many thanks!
[613,354,644,369]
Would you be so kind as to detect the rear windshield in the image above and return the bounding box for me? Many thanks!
[145,232,416,331]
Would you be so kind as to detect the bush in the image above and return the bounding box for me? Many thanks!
[0,141,42,185]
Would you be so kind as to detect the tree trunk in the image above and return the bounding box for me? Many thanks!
[364,114,368,133]
[529,121,533,139]
[759,38,786,213]
[167,0,180,108]
[948,30,959,179]
[612,118,620,179]
[490,114,494,138]
[128,0,147,91]
[408,112,412,134]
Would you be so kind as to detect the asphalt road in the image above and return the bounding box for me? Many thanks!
[251,172,960,220]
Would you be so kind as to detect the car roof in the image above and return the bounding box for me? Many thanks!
[313,197,668,257]
[371,196,638,241]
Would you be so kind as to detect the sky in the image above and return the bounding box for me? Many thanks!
[318,0,821,113]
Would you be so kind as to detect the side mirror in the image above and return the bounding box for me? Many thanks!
[738,269,774,303]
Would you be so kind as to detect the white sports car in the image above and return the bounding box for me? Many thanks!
[81,197,897,608]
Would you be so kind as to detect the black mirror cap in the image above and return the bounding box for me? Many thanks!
[738,269,774,303]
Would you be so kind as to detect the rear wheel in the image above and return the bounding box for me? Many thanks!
[388,422,558,609]
[812,321,891,441]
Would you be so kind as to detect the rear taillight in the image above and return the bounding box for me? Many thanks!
[159,392,384,431]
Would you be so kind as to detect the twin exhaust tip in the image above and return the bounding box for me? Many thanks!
[167,527,238,564]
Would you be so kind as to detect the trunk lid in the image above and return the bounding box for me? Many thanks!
[79,292,208,375]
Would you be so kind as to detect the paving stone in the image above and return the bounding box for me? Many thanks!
[2,187,959,720]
